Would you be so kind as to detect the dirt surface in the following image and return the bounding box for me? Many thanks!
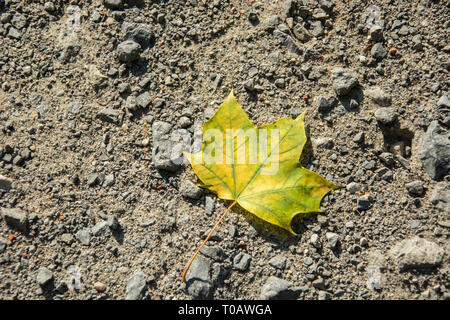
[0,0,449,300]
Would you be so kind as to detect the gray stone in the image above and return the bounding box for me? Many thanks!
[379,152,395,166]
[369,25,384,42]
[263,15,280,30]
[366,87,391,107]
[152,121,182,172]
[67,102,82,114]
[117,40,141,62]
[357,195,372,210]
[11,13,27,29]
[437,95,450,109]
[233,252,251,271]
[260,276,301,300]
[106,216,120,230]
[91,221,109,236]
[293,24,312,42]
[1,207,28,232]
[312,277,326,290]
[75,228,90,246]
[97,108,123,125]
[0,175,12,191]
[326,232,339,249]
[36,267,53,286]
[180,180,203,199]
[44,2,55,12]
[390,237,444,271]
[273,30,301,54]
[331,68,358,96]
[123,23,154,49]
[205,196,215,216]
[0,237,7,253]
[8,27,21,39]
[310,234,321,248]
[125,271,147,300]
[419,121,450,180]
[375,107,397,124]
[136,92,151,109]
[314,137,334,149]
[60,233,74,245]
[405,181,424,196]
[346,182,361,194]
[371,43,387,59]
[104,0,122,10]
[185,255,213,299]
[268,255,286,270]
[430,182,450,213]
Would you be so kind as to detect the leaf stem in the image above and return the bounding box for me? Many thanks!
[182,200,237,282]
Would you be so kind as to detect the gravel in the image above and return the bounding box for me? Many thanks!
[0,0,448,301]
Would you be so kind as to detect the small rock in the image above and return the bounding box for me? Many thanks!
[430,182,449,213]
[369,25,384,42]
[36,267,53,287]
[268,255,286,270]
[419,121,450,180]
[94,281,107,293]
[345,182,361,194]
[0,237,7,253]
[117,40,141,62]
[326,232,339,249]
[233,252,251,271]
[357,195,372,210]
[366,87,391,107]
[75,228,90,246]
[125,271,147,300]
[405,181,424,196]
[1,207,28,232]
[67,101,82,114]
[390,237,444,271]
[97,108,123,125]
[180,181,203,199]
[371,43,387,59]
[0,175,13,191]
[331,68,358,96]
[260,276,301,300]
[91,221,109,236]
[104,0,122,10]
[185,255,213,299]
[310,234,321,248]
[375,107,397,124]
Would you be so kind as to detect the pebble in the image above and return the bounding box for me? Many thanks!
[233,252,251,271]
[36,267,53,287]
[0,175,13,191]
[375,107,397,124]
[75,229,90,246]
[390,237,444,271]
[418,121,450,180]
[180,180,203,199]
[405,181,424,196]
[1,207,28,232]
[260,276,301,300]
[331,68,358,96]
[268,255,287,270]
[117,40,141,62]
[325,232,339,250]
[94,281,107,293]
[125,271,147,300]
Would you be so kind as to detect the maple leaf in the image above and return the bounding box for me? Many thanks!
[182,90,339,282]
